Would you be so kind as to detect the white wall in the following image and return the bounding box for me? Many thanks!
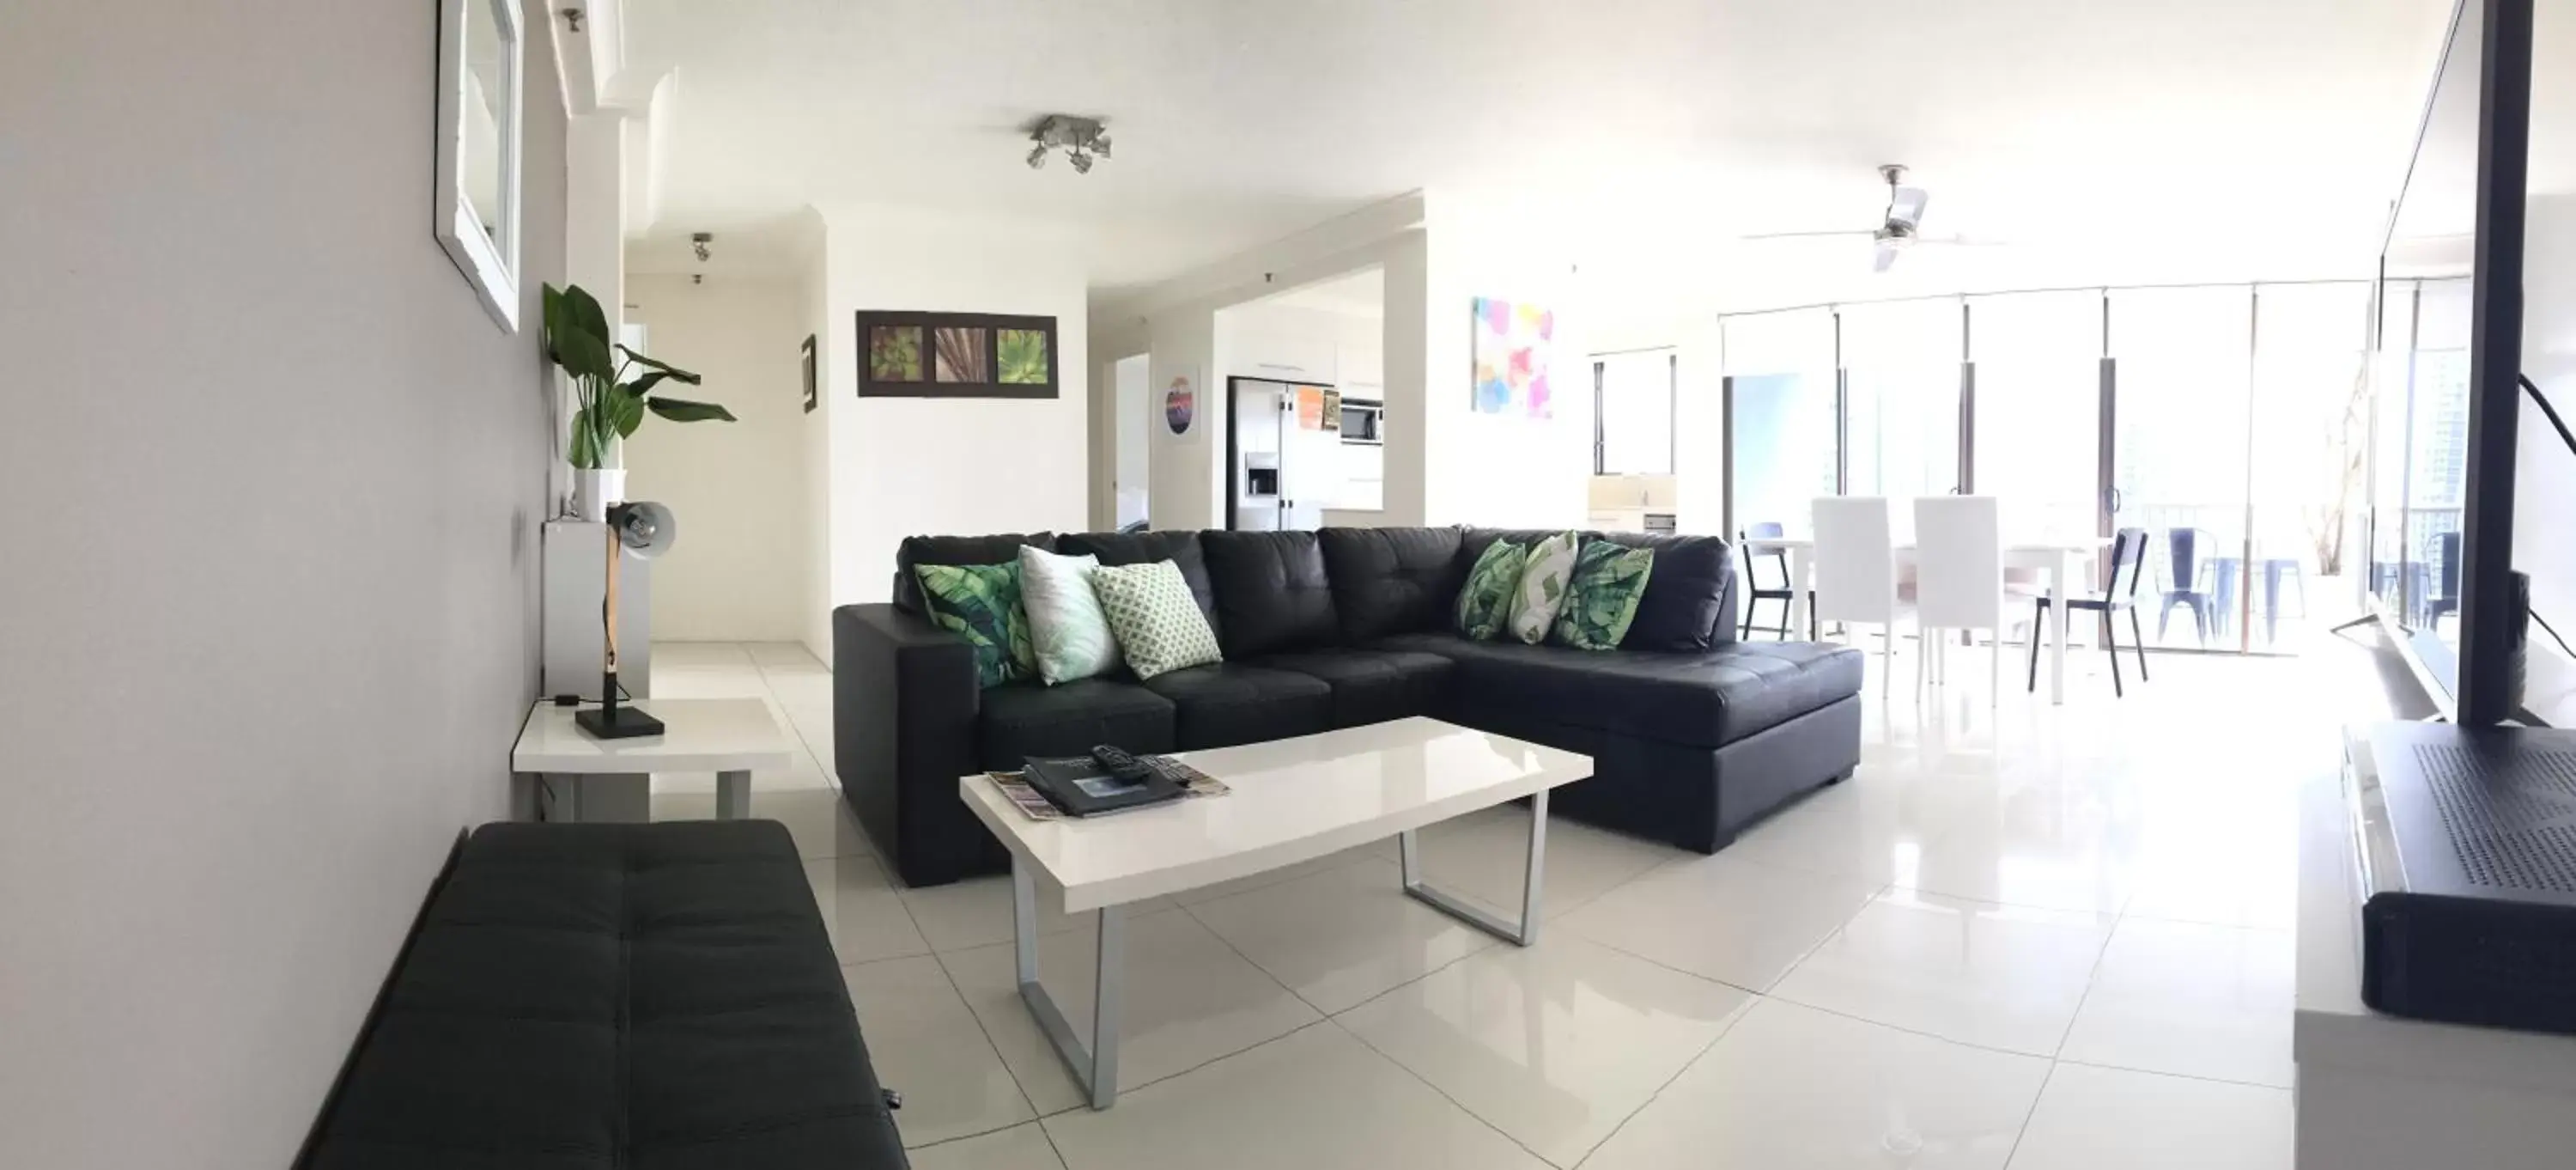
[1114,355,1151,527]
[623,273,811,642]
[1417,198,1594,529]
[799,212,836,658]
[819,204,1091,608]
[0,4,563,1167]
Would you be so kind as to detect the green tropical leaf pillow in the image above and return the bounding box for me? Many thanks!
[1454,539,1528,641]
[1506,531,1583,644]
[1550,541,1656,650]
[914,562,1037,688]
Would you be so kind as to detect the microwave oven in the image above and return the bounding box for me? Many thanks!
[1341,399,1382,444]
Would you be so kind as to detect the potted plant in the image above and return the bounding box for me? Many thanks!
[543,283,736,520]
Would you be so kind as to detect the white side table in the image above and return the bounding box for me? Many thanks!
[512,698,793,822]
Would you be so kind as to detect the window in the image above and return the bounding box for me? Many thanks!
[1594,350,1676,473]
[1843,299,1962,501]
[1971,290,2104,539]
[1722,310,1838,534]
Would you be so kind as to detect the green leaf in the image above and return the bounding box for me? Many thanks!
[568,407,602,468]
[556,329,614,382]
[617,344,702,385]
[608,391,647,439]
[560,284,610,347]
[647,397,738,423]
[626,371,671,399]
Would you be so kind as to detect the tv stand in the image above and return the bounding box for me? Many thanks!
[2294,728,2576,1168]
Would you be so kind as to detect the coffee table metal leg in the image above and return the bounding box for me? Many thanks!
[1397,789,1549,946]
[714,770,750,820]
[1012,856,1124,1109]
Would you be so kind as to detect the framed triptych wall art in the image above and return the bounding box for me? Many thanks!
[855,311,1058,399]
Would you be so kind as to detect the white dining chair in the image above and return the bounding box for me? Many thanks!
[1811,496,1902,698]
[1912,495,2009,704]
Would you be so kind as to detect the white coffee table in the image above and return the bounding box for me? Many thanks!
[957,716,1593,1109]
[512,698,794,821]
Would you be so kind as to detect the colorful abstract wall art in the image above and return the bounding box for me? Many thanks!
[1470,296,1555,418]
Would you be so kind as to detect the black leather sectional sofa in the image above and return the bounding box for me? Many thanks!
[835,526,1866,888]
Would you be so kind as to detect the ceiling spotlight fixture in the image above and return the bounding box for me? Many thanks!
[1024,115,1111,174]
[690,232,713,263]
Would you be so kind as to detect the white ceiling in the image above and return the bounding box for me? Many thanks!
[622,0,2457,313]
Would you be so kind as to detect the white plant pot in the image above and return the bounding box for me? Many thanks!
[572,466,626,522]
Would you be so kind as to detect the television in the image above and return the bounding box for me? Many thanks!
[2370,0,2534,725]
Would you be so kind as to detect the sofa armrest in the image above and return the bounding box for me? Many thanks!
[835,603,998,887]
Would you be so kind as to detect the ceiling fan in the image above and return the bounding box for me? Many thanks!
[1742,164,1988,272]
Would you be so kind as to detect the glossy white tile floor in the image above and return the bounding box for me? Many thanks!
[649,640,2321,1169]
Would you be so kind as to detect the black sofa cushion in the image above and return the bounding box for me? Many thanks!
[1201,530,1339,658]
[1427,637,1863,750]
[976,678,1176,771]
[1593,532,1738,652]
[1059,529,1221,638]
[306,820,904,1170]
[1139,662,1333,749]
[894,531,1054,615]
[1254,649,1456,729]
[1319,527,1467,642]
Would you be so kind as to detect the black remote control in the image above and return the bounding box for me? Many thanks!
[1089,744,1155,783]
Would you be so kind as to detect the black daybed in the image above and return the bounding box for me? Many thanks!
[837,525,1865,888]
[301,820,909,1170]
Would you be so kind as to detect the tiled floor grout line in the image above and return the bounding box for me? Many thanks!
[1322,1012,1560,1168]
[1567,990,1765,1170]
[2000,1057,2064,1170]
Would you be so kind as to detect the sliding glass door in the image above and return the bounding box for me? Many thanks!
[1969,292,2103,540]
[2111,287,2254,649]
[1720,310,1837,537]
[1712,281,2376,655]
[1842,300,1962,507]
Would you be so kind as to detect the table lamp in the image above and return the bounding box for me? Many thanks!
[576,500,677,740]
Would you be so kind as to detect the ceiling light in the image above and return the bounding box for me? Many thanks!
[1024,115,1110,174]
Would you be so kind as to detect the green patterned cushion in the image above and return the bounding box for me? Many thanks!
[914,562,1036,688]
[1550,541,1656,649]
[1506,531,1583,644]
[1454,539,1528,641]
[1090,560,1223,679]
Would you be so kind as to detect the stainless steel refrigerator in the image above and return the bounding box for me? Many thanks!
[1227,377,1339,531]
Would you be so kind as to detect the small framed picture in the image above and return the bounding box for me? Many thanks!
[800,334,817,413]
[856,312,1056,399]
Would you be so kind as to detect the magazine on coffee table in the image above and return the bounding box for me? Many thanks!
[985,756,1229,821]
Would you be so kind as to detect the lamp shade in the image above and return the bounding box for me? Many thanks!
[611,500,677,559]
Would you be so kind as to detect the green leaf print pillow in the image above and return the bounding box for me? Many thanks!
[1454,539,1528,641]
[914,562,1037,687]
[1505,532,1583,644]
[1550,540,1656,650]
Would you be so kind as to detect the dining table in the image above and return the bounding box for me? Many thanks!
[1739,534,2112,705]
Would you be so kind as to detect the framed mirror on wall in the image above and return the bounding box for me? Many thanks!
[436,0,524,331]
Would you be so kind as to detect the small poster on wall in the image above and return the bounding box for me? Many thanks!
[1164,369,1198,436]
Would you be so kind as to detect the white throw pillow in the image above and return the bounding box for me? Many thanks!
[1090,560,1222,680]
[1018,546,1121,685]
[1506,531,1583,644]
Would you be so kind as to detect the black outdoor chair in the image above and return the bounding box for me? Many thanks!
[1738,521,1803,639]
[2158,527,2221,647]
[2032,527,2153,698]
